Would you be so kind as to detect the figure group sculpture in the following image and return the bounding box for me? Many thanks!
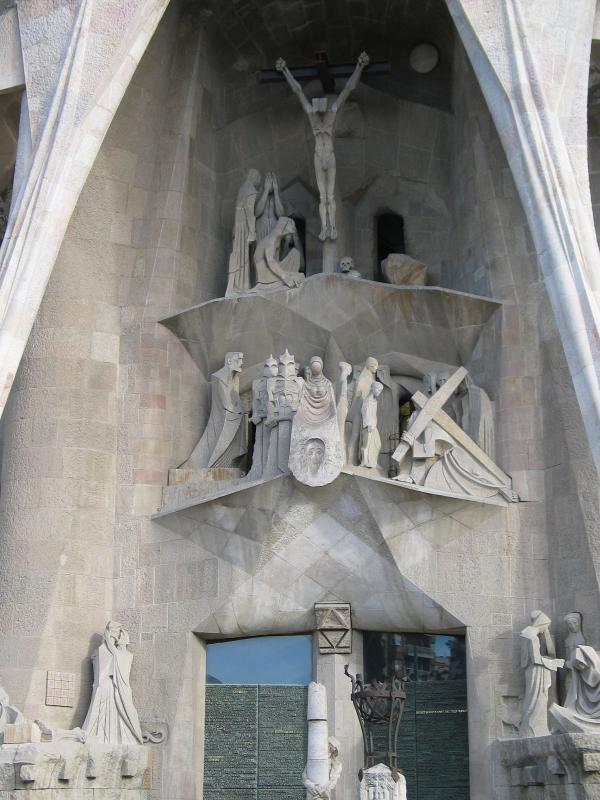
[226,170,304,297]
[0,621,142,749]
[518,609,600,737]
[180,348,516,501]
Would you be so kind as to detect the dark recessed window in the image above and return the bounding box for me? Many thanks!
[376,212,405,278]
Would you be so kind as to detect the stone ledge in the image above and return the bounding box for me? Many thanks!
[0,740,151,792]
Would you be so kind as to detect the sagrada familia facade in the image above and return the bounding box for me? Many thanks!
[1,0,600,798]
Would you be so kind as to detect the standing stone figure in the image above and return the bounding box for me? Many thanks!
[347,357,379,464]
[82,621,143,745]
[519,610,563,737]
[265,349,305,474]
[276,52,370,241]
[550,612,600,733]
[360,381,384,468]
[249,355,279,477]
[183,352,247,470]
[336,361,352,442]
[289,356,344,486]
[226,169,262,296]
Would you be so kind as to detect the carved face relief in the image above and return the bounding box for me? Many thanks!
[565,612,582,633]
[305,438,326,472]
[227,352,244,373]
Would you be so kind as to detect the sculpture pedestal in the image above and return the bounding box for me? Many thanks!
[494,733,600,799]
[359,764,407,800]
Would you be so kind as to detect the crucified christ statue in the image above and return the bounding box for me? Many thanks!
[276,52,370,242]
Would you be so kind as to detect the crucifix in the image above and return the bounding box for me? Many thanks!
[260,53,390,246]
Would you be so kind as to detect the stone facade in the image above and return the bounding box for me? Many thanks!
[1,1,600,799]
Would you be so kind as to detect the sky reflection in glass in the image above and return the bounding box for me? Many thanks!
[206,634,313,685]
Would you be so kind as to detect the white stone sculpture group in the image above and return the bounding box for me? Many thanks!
[0,621,142,749]
[180,350,517,500]
[518,609,600,737]
[226,169,304,297]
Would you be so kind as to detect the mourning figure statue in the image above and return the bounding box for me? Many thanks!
[82,621,143,744]
[550,611,600,733]
[226,169,261,296]
[252,216,305,292]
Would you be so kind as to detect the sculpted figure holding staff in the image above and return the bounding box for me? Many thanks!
[276,52,370,241]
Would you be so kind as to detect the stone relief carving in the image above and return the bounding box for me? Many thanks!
[0,679,25,741]
[183,352,247,471]
[392,367,516,502]
[314,602,352,654]
[289,356,344,486]
[255,171,285,242]
[518,610,563,737]
[303,682,342,800]
[172,346,514,505]
[550,611,600,733]
[276,52,369,241]
[359,763,407,800]
[82,621,144,745]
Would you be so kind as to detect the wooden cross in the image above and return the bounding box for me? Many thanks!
[259,51,391,94]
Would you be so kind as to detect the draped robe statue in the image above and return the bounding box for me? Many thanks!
[226,170,261,296]
[360,381,383,468]
[519,610,563,737]
[289,356,343,486]
[183,352,247,470]
[82,621,143,745]
[550,611,600,733]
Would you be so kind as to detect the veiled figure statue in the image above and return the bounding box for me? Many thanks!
[182,352,247,470]
[550,611,600,733]
[226,169,261,296]
[82,621,143,745]
[519,610,563,737]
[289,356,343,486]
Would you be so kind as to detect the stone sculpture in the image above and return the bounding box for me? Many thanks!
[359,764,407,800]
[276,52,370,241]
[265,349,305,474]
[82,621,143,745]
[302,682,341,800]
[381,253,427,286]
[289,356,343,486]
[360,381,384,468]
[0,679,25,742]
[519,610,563,737]
[183,352,247,470]
[226,169,261,296]
[338,255,361,278]
[457,373,495,458]
[392,367,517,502]
[249,354,279,477]
[255,171,285,242]
[347,357,379,465]
[336,361,352,442]
[550,612,600,733]
[252,216,305,292]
